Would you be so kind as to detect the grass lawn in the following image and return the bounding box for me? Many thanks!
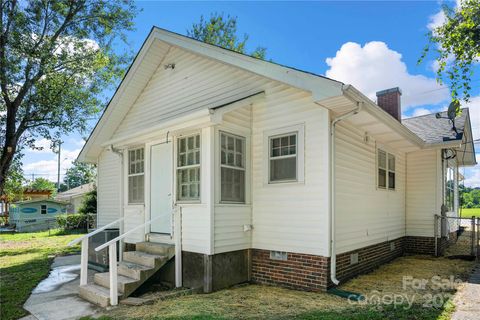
[0,229,84,320]
[459,208,480,218]
[84,255,474,320]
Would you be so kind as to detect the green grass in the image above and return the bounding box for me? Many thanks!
[459,208,480,218]
[0,229,85,320]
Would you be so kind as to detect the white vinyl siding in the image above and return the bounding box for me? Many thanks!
[335,121,406,254]
[252,86,329,256]
[406,149,442,237]
[97,150,121,227]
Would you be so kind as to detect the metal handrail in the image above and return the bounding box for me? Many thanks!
[94,214,169,252]
[68,217,124,246]
[93,207,182,306]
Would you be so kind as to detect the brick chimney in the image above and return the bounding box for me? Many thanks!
[376,87,402,121]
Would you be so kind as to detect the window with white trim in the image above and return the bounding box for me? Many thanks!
[177,134,201,201]
[128,147,144,204]
[377,149,395,190]
[269,133,297,183]
[220,132,245,203]
[41,205,47,215]
[446,165,454,211]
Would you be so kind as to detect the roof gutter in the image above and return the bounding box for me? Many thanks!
[330,94,362,286]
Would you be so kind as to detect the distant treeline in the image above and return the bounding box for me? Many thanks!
[460,185,480,208]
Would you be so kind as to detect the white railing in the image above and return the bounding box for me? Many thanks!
[68,217,124,287]
[94,206,182,306]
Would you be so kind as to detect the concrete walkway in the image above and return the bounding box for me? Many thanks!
[452,263,480,320]
[22,255,102,320]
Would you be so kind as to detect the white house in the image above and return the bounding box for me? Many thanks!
[56,183,95,213]
[75,27,476,305]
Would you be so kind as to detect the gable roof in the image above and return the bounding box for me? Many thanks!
[56,183,94,200]
[78,27,344,162]
[403,108,476,166]
[402,109,468,144]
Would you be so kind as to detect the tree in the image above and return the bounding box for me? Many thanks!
[27,177,56,198]
[0,0,138,195]
[420,0,480,108]
[187,13,267,60]
[78,187,96,214]
[64,160,96,190]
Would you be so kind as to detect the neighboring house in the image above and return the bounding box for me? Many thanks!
[10,199,67,232]
[76,27,476,303]
[56,183,95,213]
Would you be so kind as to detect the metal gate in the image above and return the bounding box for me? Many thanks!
[434,214,480,259]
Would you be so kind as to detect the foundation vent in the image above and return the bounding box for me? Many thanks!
[390,242,396,251]
[270,251,288,261]
[350,253,359,265]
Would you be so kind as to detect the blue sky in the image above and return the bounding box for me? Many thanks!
[22,1,480,186]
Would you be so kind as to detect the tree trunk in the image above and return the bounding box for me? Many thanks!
[0,103,19,196]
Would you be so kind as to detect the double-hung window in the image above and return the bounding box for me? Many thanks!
[128,147,144,204]
[177,134,201,201]
[269,133,297,183]
[377,149,395,190]
[220,132,245,203]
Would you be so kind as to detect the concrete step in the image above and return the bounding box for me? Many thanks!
[117,261,153,280]
[136,241,175,257]
[94,272,139,296]
[123,251,167,268]
[79,284,121,308]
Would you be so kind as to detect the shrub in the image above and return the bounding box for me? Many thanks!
[56,214,96,230]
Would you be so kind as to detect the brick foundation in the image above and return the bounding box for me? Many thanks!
[251,237,407,291]
[404,236,437,255]
[251,249,329,291]
[336,237,405,283]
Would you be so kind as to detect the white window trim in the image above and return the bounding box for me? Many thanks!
[176,132,201,203]
[219,131,246,204]
[127,146,145,204]
[41,204,47,215]
[376,147,396,191]
[263,124,305,185]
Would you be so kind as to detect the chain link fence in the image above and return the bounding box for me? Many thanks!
[435,214,479,259]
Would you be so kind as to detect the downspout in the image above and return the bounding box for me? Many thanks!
[330,101,362,285]
[111,145,124,260]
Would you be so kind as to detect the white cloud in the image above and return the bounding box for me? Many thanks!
[28,138,53,153]
[325,41,449,110]
[23,148,81,181]
[463,154,480,187]
[411,108,432,117]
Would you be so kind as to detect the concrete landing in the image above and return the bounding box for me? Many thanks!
[451,263,480,320]
[23,255,102,320]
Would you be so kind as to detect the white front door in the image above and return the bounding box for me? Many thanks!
[150,142,173,234]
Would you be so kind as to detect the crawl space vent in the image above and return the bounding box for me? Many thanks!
[270,251,288,261]
[390,242,396,251]
[350,253,359,265]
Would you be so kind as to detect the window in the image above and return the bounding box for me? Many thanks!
[41,205,47,215]
[269,133,297,183]
[128,147,144,204]
[177,134,200,201]
[220,132,245,203]
[446,166,455,211]
[377,149,395,190]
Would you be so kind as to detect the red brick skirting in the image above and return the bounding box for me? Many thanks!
[404,236,436,255]
[251,249,329,291]
[335,237,405,283]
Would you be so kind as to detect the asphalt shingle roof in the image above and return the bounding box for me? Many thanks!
[402,108,468,144]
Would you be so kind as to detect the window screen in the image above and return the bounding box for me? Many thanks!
[220,132,245,202]
[269,133,297,183]
[177,134,200,201]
